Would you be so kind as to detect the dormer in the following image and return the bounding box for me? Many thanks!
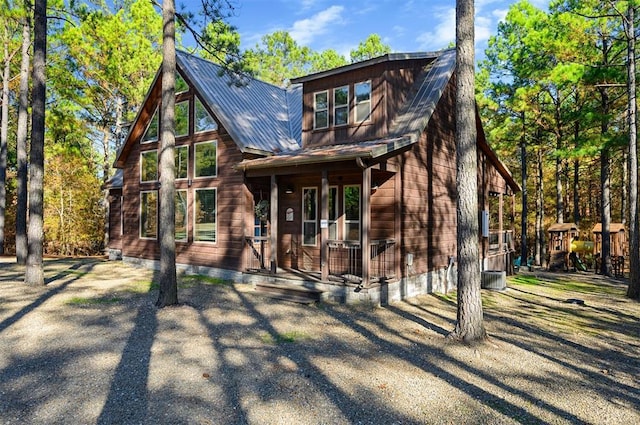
[291,53,443,149]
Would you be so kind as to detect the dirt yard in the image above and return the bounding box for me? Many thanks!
[0,257,638,424]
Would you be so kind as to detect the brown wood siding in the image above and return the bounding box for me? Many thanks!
[301,59,431,149]
[401,77,458,275]
[108,188,123,250]
[120,85,248,272]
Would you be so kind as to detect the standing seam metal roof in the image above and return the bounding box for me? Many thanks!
[176,50,301,154]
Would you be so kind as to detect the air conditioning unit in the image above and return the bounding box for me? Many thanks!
[481,270,506,290]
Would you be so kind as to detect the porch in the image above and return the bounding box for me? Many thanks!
[244,236,397,285]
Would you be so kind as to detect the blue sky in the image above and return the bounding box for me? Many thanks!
[182,0,551,59]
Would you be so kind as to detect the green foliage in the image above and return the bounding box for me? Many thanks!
[65,296,121,305]
[349,33,391,62]
[260,330,310,345]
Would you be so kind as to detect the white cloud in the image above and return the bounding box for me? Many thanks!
[415,7,455,51]
[289,5,345,46]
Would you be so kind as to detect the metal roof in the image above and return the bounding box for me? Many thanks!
[176,51,300,154]
[236,136,413,171]
[592,223,626,233]
[388,49,456,138]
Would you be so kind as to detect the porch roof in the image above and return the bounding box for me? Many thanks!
[236,135,413,171]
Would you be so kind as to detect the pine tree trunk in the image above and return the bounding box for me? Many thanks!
[535,146,545,267]
[601,148,611,276]
[155,0,178,307]
[520,112,528,263]
[450,0,486,343]
[625,5,639,299]
[0,34,10,255]
[25,0,46,286]
[16,11,30,266]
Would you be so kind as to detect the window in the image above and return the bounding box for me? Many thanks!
[141,107,159,142]
[176,73,188,94]
[194,140,217,178]
[175,189,188,242]
[334,86,349,126]
[344,185,360,241]
[328,186,338,240]
[140,191,158,239]
[195,97,218,133]
[194,189,216,242]
[175,100,189,137]
[175,145,188,179]
[355,81,371,123]
[302,187,317,246]
[314,91,328,129]
[140,150,158,182]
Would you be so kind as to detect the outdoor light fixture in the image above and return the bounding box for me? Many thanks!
[285,185,294,194]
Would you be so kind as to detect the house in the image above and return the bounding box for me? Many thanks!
[106,49,520,304]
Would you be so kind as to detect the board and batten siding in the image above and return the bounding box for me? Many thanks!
[401,77,458,275]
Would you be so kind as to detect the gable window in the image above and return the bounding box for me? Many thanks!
[140,190,158,239]
[175,189,188,242]
[140,150,158,182]
[328,186,338,240]
[175,100,190,137]
[303,187,317,246]
[176,73,189,94]
[314,91,328,129]
[355,81,371,123]
[195,97,218,133]
[194,188,216,242]
[175,145,188,179]
[334,86,349,126]
[344,185,360,241]
[194,140,217,178]
[141,107,159,143]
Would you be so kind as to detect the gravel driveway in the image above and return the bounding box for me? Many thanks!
[0,257,638,424]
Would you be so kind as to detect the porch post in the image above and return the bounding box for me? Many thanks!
[270,174,278,273]
[362,166,371,286]
[321,170,329,281]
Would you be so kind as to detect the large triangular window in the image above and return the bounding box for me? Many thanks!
[141,107,159,143]
[195,97,218,133]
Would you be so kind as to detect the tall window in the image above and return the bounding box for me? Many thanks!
[140,191,157,239]
[328,186,338,240]
[194,189,216,242]
[355,81,371,123]
[344,185,360,241]
[194,140,217,178]
[175,189,188,242]
[195,97,218,133]
[303,187,317,246]
[175,100,190,137]
[334,86,349,126]
[141,107,159,142]
[314,91,328,129]
[175,145,188,179]
[140,150,158,182]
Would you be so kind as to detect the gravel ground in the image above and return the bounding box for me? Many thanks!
[0,257,638,425]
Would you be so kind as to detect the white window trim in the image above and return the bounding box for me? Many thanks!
[193,188,217,244]
[175,99,190,138]
[194,96,218,134]
[139,150,158,183]
[354,80,372,123]
[302,187,318,246]
[343,184,361,242]
[313,90,329,130]
[175,145,189,180]
[193,140,218,179]
[333,86,349,127]
[175,189,188,243]
[119,195,124,236]
[139,190,158,240]
[141,107,159,144]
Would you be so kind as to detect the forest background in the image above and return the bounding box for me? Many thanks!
[0,0,637,273]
